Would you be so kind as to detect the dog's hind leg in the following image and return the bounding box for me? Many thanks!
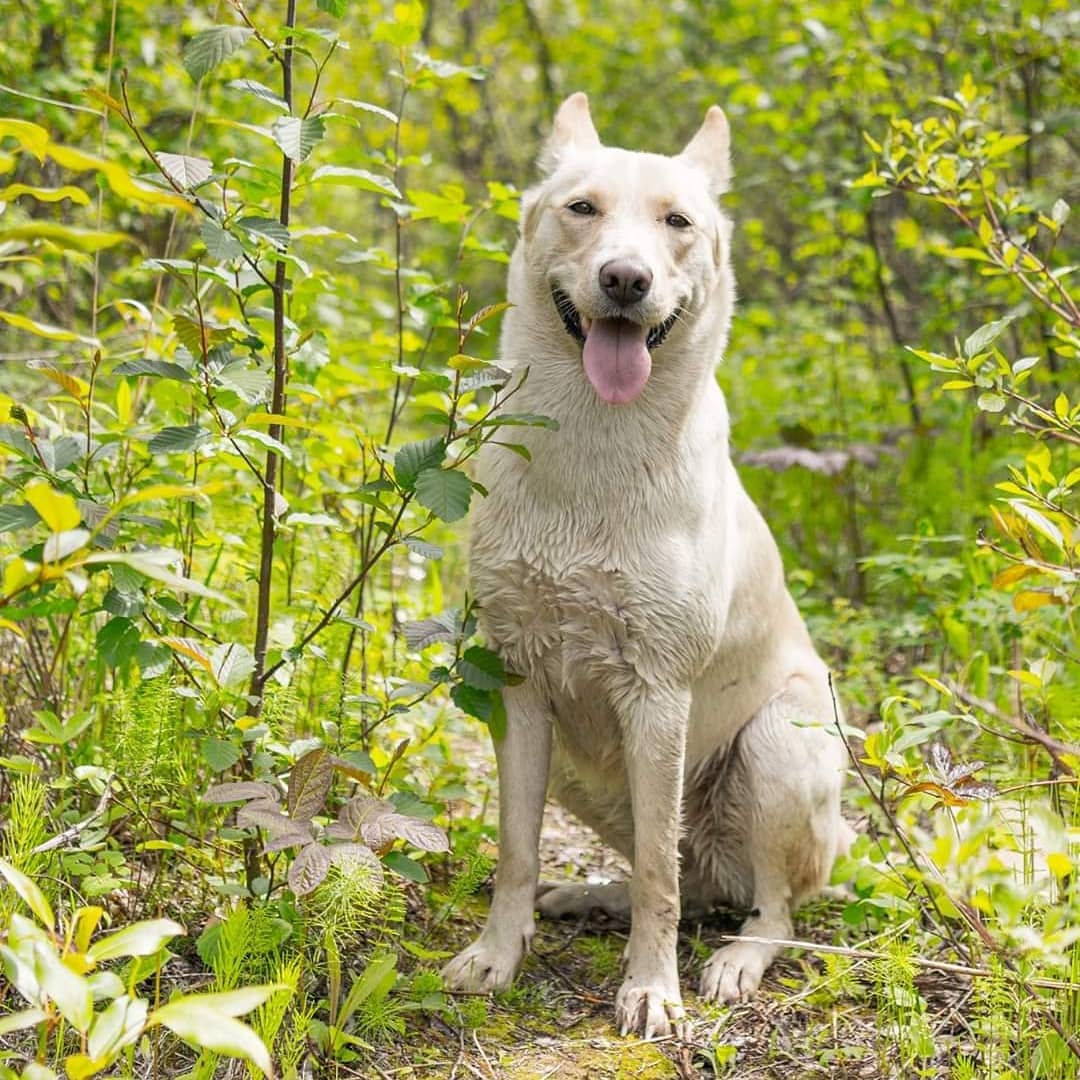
[535,880,631,919]
[692,677,846,1004]
[442,683,552,992]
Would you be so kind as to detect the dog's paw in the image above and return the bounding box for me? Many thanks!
[699,940,769,1004]
[442,936,524,993]
[615,977,686,1039]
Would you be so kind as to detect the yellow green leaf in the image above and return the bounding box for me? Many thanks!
[0,182,91,205]
[0,310,98,345]
[1047,852,1072,879]
[25,482,81,532]
[0,118,50,159]
[0,222,131,253]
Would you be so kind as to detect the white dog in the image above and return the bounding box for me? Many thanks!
[443,93,850,1038]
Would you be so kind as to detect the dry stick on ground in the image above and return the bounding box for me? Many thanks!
[31,784,111,854]
[717,934,1079,993]
[830,676,1080,1062]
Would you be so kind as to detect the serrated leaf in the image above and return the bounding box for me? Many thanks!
[200,219,243,260]
[202,736,242,772]
[113,358,192,381]
[457,645,505,690]
[148,425,210,454]
[450,681,495,722]
[86,919,184,963]
[183,26,254,81]
[212,642,255,689]
[394,437,445,491]
[0,504,41,533]
[236,216,290,249]
[157,153,213,190]
[203,781,279,805]
[96,616,140,667]
[394,815,449,853]
[287,843,332,895]
[226,79,289,112]
[288,747,333,822]
[403,609,460,650]
[414,467,472,522]
[309,164,400,197]
[271,115,325,163]
[402,537,443,560]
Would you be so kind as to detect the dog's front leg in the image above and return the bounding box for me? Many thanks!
[615,686,689,1039]
[442,681,552,992]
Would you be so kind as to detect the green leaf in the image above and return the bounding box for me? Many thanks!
[0,856,55,928]
[271,115,325,163]
[211,642,255,689]
[151,1006,274,1076]
[383,850,428,883]
[86,918,184,963]
[0,504,42,533]
[183,26,254,81]
[33,943,93,1031]
[317,0,351,14]
[87,994,148,1062]
[226,79,289,112]
[113,358,191,381]
[976,392,1006,413]
[457,645,506,690]
[236,216,290,249]
[414,467,472,522]
[148,425,210,454]
[200,220,244,261]
[202,736,242,773]
[394,437,445,491]
[309,164,400,198]
[157,153,213,190]
[0,1007,47,1035]
[451,681,496,722]
[964,316,1016,359]
[96,617,140,667]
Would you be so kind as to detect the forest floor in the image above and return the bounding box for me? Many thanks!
[361,730,975,1080]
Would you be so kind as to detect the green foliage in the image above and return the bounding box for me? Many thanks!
[0,0,1077,1075]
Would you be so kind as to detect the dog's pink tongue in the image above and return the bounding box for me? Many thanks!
[582,318,651,405]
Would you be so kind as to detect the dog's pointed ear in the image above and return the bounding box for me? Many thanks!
[538,92,600,175]
[679,106,732,197]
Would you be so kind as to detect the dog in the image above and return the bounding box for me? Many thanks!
[442,93,850,1038]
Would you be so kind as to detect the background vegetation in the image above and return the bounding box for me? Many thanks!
[0,1,1077,1077]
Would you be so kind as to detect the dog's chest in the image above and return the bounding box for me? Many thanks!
[473,539,719,695]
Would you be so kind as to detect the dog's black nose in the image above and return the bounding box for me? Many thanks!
[599,259,653,305]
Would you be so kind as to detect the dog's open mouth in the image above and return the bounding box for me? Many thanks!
[552,287,680,406]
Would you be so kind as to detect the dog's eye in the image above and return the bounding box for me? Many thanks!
[665,212,692,229]
[567,200,597,216]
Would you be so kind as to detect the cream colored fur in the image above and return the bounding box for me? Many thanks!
[442,93,850,1037]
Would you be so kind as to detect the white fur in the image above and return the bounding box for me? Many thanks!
[443,94,849,1037]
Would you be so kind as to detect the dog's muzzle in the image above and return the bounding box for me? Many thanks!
[551,287,681,351]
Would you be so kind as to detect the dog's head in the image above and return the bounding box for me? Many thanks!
[519,93,732,406]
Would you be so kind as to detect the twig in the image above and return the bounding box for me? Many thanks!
[32,785,111,853]
[947,681,1078,776]
[716,934,1079,992]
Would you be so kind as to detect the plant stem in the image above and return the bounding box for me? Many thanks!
[249,0,298,718]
